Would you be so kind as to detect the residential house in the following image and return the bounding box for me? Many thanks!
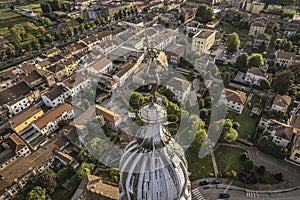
[125,37,145,50]
[96,104,122,131]
[245,0,264,14]
[0,67,23,91]
[54,151,79,170]
[247,33,271,49]
[194,53,215,72]
[43,47,60,58]
[258,118,292,147]
[41,84,70,108]
[0,136,68,200]
[248,21,266,35]
[9,106,44,134]
[160,13,179,29]
[97,40,118,55]
[21,70,44,88]
[149,29,177,50]
[0,133,31,170]
[165,44,189,65]
[59,74,91,97]
[87,58,113,76]
[275,50,296,68]
[60,124,84,148]
[283,22,300,36]
[271,95,291,113]
[33,103,74,136]
[71,174,119,200]
[113,54,145,87]
[223,88,247,114]
[192,29,216,53]
[166,77,192,100]
[0,81,40,116]
[245,67,268,85]
[17,124,47,151]
[46,64,66,81]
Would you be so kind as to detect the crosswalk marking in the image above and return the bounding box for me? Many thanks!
[192,188,205,200]
[246,190,259,198]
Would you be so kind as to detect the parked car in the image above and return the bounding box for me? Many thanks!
[219,193,230,199]
[199,180,209,186]
[211,179,220,184]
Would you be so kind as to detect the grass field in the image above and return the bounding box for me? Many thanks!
[186,149,214,181]
[227,94,260,141]
[218,21,249,36]
[0,8,32,36]
[215,146,247,175]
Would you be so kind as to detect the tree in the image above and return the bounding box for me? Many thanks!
[235,53,249,71]
[10,27,22,43]
[78,148,95,163]
[225,32,240,53]
[129,92,144,109]
[259,79,270,90]
[247,53,264,67]
[245,160,254,170]
[240,152,248,161]
[274,172,283,182]
[272,70,294,95]
[281,40,293,52]
[196,4,215,23]
[36,172,57,194]
[223,72,231,86]
[200,108,209,121]
[41,17,52,27]
[199,98,205,109]
[220,119,238,143]
[40,3,52,13]
[26,186,46,200]
[232,122,240,130]
[256,166,266,175]
[96,115,106,127]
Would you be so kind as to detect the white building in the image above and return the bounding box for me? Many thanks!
[245,67,268,85]
[86,58,113,76]
[0,81,39,116]
[275,50,297,68]
[248,21,266,35]
[222,88,247,114]
[271,95,291,113]
[59,75,91,97]
[166,77,192,100]
[258,118,292,148]
[33,103,74,136]
[192,29,216,53]
[41,84,70,108]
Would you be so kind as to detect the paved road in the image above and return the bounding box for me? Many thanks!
[193,184,300,200]
[249,148,300,187]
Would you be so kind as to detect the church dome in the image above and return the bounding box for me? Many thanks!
[119,102,191,200]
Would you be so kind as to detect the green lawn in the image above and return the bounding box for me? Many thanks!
[215,146,247,175]
[186,149,214,181]
[217,21,249,36]
[227,94,261,141]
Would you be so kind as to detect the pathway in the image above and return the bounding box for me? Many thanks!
[210,151,219,178]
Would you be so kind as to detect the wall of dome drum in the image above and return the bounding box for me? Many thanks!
[119,101,191,200]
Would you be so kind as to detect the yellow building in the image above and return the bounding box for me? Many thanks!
[192,29,216,53]
[9,106,44,133]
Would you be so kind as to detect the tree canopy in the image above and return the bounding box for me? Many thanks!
[196,4,215,23]
[26,186,47,200]
[225,32,240,53]
[247,53,264,67]
[272,70,294,95]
